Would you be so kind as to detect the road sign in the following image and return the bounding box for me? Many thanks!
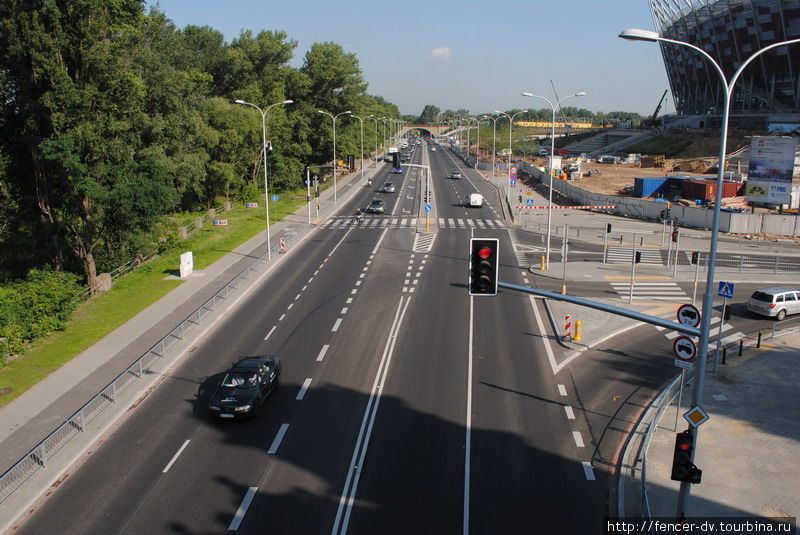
[510,166,518,174]
[674,359,693,371]
[677,304,701,327]
[718,281,735,299]
[424,204,432,212]
[245,202,258,208]
[510,179,517,187]
[673,336,697,361]
[212,219,228,226]
[683,406,709,428]
[526,199,536,206]
[271,195,279,202]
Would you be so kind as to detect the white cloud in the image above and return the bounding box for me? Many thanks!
[430,47,453,61]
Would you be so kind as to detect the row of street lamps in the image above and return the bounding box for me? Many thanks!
[233,98,402,258]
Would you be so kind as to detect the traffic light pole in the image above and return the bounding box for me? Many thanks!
[673,230,681,277]
[692,253,701,305]
[713,296,727,371]
[629,234,637,304]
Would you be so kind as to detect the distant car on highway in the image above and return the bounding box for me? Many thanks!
[392,167,403,174]
[747,287,800,320]
[208,356,282,420]
[451,171,462,179]
[367,198,385,213]
[431,147,436,151]
[383,181,396,193]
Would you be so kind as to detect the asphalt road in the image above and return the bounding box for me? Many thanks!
[17,140,779,535]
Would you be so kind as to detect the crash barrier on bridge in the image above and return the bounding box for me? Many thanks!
[516,161,800,237]
[514,205,617,210]
[624,316,800,519]
[0,163,381,505]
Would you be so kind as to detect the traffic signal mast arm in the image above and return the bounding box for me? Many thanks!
[497,281,702,337]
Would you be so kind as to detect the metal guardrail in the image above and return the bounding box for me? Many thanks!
[0,165,379,504]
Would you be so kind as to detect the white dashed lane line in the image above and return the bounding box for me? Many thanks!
[268,424,290,454]
[316,344,330,362]
[332,318,342,332]
[564,406,575,420]
[572,431,585,448]
[582,462,596,481]
[264,326,276,341]
[296,378,312,400]
[557,384,567,396]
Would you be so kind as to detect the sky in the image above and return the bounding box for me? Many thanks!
[146,0,673,117]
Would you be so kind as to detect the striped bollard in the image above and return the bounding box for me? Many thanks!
[564,315,572,341]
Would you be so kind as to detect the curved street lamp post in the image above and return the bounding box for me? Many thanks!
[318,109,352,204]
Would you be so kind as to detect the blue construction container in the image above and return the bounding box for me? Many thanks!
[633,177,670,198]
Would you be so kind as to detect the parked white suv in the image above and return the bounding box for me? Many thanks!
[747,287,800,320]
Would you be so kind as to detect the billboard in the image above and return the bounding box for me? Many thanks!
[746,137,797,204]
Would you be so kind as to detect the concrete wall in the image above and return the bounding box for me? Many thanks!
[516,160,800,237]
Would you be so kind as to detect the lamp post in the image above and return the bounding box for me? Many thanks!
[483,114,502,183]
[234,98,293,260]
[379,117,387,159]
[318,109,352,204]
[367,115,378,166]
[352,114,367,184]
[476,116,490,170]
[521,91,586,268]
[495,109,529,202]
[619,27,800,518]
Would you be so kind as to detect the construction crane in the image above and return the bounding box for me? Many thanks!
[642,90,668,128]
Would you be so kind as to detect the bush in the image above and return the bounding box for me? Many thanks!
[0,268,82,364]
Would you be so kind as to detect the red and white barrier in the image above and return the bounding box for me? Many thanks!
[564,315,572,340]
[515,205,617,210]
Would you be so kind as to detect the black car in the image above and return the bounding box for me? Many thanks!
[208,356,282,420]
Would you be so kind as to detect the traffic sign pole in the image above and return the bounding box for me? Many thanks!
[713,296,726,371]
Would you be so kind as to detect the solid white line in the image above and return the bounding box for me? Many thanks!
[296,378,312,400]
[264,326,277,341]
[317,344,330,362]
[162,439,190,473]
[372,227,389,255]
[558,384,567,396]
[329,228,353,257]
[564,406,575,420]
[268,423,289,454]
[463,295,474,535]
[332,318,342,332]
[573,431,585,448]
[228,486,259,531]
[529,295,559,374]
[582,461,596,481]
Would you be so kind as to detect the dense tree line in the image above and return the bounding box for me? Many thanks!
[414,105,643,126]
[0,0,401,289]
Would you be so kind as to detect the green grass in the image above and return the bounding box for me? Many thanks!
[0,193,306,409]
[626,135,695,158]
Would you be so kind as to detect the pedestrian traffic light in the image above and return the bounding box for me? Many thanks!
[723,304,731,321]
[469,238,499,296]
[671,229,679,243]
[671,430,702,483]
[635,251,642,264]
[666,208,672,219]
[606,223,612,233]
[690,252,699,265]
[660,210,665,220]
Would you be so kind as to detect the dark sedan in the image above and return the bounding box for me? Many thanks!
[208,356,282,420]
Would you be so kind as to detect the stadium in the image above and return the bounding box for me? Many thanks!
[649,0,800,129]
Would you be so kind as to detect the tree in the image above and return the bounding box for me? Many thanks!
[418,105,441,125]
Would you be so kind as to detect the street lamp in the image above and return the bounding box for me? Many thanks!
[475,116,491,170]
[352,114,368,184]
[234,98,293,260]
[318,109,352,204]
[521,91,586,268]
[366,115,378,166]
[619,26,800,517]
[484,114,503,184]
[378,117,387,159]
[495,109,529,202]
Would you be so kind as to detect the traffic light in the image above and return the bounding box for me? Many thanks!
[671,229,679,243]
[660,210,665,220]
[469,238,499,296]
[690,252,699,265]
[634,251,642,264]
[724,304,731,321]
[606,223,612,233]
[671,430,702,483]
[666,208,672,219]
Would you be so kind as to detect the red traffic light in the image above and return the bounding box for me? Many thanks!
[478,247,492,259]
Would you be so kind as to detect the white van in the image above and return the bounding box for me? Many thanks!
[468,193,483,208]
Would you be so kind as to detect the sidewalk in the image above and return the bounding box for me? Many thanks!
[0,161,383,473]
[624,331,800,527]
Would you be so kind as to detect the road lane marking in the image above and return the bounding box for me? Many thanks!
[351,289,357,295]
[558,384,567,396]
[582,462,596,481]
[341,307,348,314]
[268,424,289,454]
[332,318,342,332]
[346,298,353,304]
[162,439,190,473]
[355,280,362,286]
[317,344,330,362]
[573,431,585,448]
[564,405,575,419]
[359,273,365,278]
[287,303,293,310]
[529,295,558,374]
[278,314,285,322]
[296,378,312,400]
[228,486,258,531]
[333,296,412,535]
[372,228,389,255]
[264,326,277,341]
[302,285,307,291]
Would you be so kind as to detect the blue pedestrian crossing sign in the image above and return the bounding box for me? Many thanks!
[424,204,432,212]
[271,195,279,202]
[718,281,735,299]
[526,199,536,206]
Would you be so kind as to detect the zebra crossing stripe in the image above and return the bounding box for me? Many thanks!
[466,219,475,227]
[400,218,407,227]
[475,220,485,228]
[448,218,455,227]
[457,218,464,226]
[439,218,445,226]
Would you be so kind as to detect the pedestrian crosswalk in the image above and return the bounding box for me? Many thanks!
[655,315,744,351]
[606,246,663,265]
[609,280,689,301]
[514,244,544,267]
[320,215,505,230]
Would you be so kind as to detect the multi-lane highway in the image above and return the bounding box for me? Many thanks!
[13,140,779,534]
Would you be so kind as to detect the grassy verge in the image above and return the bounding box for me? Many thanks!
[0,193,306,409]
[626,135,695,157]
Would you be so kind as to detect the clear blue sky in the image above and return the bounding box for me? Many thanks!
[146,0,672,117]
